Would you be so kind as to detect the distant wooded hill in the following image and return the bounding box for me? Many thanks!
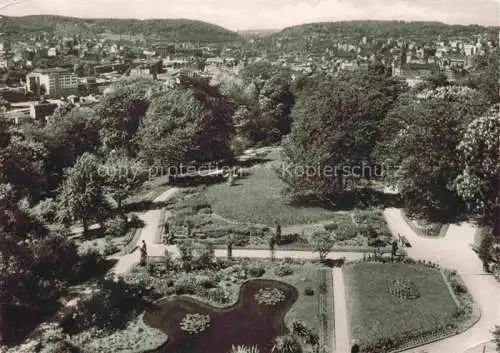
[0,17,497,48]
[275,20,499,40]
[0,15,242,44]
[253,20,499,54]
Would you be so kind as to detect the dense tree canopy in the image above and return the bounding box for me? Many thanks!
[96,78,153,156]
[101,155,148,213]
[137,75,234,168]
[0,118,48,202]
[56,153,110,237]
[455,104,500,232]
[279,66,404,202]
[25,107,101,192]
[0,193,83,310]
[379,86,490,220]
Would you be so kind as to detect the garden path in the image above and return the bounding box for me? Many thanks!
[333,267,351,353]
[110,187,180,275]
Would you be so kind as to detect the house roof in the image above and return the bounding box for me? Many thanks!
[31,67,70,74]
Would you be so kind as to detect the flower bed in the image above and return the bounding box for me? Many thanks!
[254,287,285,306]
[179,313,211,334]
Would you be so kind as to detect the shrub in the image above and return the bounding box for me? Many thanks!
[198,207,212,214]
[178,240,195,271]
[304,287,314,296]
[450,279,467,294]
[254,288,285,306]
[276,233,299,245]
[231,231,250,246]
[33,198,58,223]
[272,334,302,353]
[103,241,120,256]
[336,219,358,241]
[179,313,211,334]
[196,275,217,289]
[173,276,198,295]
[207,287,229,304]
[61,278,147,334]
[291,319,310,338]
[72,249,106,283]
[324,222,338,232]
[274,264,293,277]
[104,216,128,238]
[248,265,266,277]
[128,213,143,228]
[40,341,80,353]
[195,242,215,269]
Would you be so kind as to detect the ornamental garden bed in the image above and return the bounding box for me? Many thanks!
[167,186,394,251]
[401,212,448,238]
[344,262,463,353]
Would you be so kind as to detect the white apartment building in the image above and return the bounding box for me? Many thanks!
[26,68,79,98]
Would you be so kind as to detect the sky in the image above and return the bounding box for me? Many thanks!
[1,0,499,30]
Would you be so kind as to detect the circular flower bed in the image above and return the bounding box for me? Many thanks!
[388,278,420,301]
[179,313,211,334]
[254,287,285,306]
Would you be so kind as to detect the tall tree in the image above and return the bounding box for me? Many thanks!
[101,155,148,214]
[0,117,48,202]
[280,68,403,202]
[137,75,234,168]
[56,153,109,237]
[379,86,489,220]
[309,231,336,261]
[25,107,101,191]
[455,104,500,235]
[97,78,153,156]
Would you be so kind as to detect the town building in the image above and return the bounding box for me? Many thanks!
[29,100,58,123]
[25,68,79,98]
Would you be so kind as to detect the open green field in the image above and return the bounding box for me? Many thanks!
[205,150,338,226]
[344,263,458,346]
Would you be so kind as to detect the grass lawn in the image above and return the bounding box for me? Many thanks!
[205,150,338,226]
[344,263,458,346]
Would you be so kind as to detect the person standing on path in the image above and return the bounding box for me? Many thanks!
[164,221,170,244]
[140,240,148,266]
[269,236,276,262]
[275,220,282,244]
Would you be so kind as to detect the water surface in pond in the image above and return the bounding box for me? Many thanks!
[143,279,298,353]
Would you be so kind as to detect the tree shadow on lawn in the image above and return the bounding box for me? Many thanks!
[237,158,274,168]
[122,200,173,213]
[143,279,298,353]
[289,188,404,211]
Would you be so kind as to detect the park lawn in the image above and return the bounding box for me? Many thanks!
[344,263,458,345]
[205,154,337,226]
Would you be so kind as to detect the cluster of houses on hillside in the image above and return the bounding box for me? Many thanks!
[0,28,497,124]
